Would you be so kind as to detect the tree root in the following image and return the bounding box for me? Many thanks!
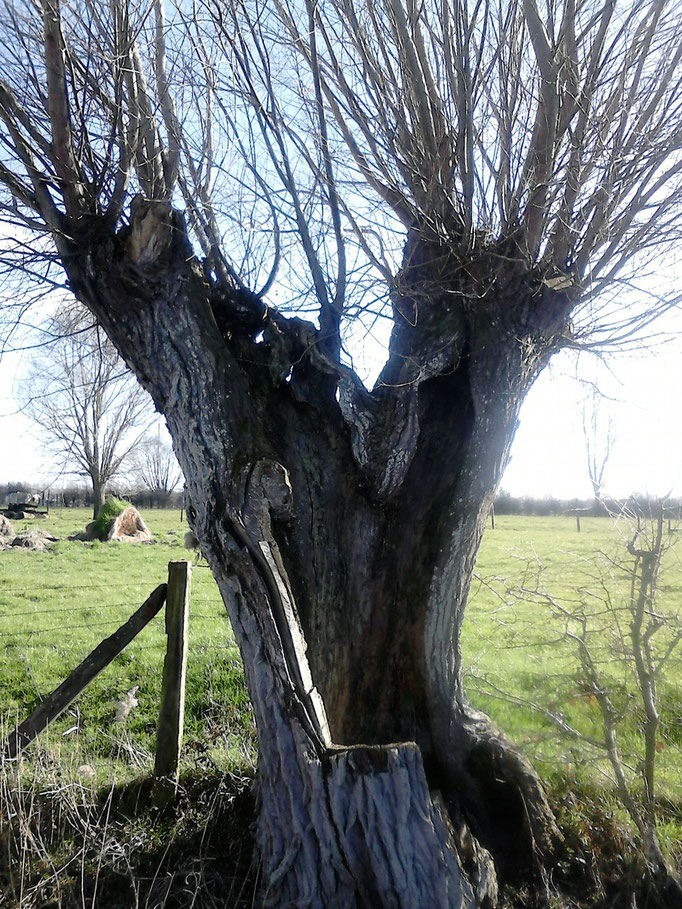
[438,711,561,891]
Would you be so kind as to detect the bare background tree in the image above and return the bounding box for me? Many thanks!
[132,433,182,504]
[474,503,682,902]
[582,384,615,506]
[21,306,150,517]
[563,507,682,901]
[0,1,681,905]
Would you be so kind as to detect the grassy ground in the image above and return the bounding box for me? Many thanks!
[0,509,680,906]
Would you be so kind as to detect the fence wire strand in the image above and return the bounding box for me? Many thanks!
[0,579,226,640]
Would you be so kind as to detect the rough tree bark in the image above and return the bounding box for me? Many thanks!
[91,473,105,519]
[58,206,566,906]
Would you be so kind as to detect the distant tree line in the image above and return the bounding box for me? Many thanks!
[0,482,32,499]
[4,481,678,521]
[125,488,184,510]
[494,492,682,520]
[0,481,183,511]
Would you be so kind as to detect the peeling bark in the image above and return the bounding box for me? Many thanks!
[62,209,569,905]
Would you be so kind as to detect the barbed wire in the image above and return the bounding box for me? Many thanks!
[0,614,230,639]
[0,602,156,618]
[0,596,224,619]
[0,583,122,593]
[0,619,126,638]
[0,585,220,601]
[0,590,228,630]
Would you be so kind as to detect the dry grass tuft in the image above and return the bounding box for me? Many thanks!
[0,732,258,909]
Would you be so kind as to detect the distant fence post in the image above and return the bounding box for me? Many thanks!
[153,560,191,807]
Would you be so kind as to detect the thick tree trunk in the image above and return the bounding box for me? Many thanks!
[91,474,105,519]
[64,212,569,905]
[260,235,566,884]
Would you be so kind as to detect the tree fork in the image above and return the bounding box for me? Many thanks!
[64,214,563,905]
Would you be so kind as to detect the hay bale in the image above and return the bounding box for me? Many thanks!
[107,507,152,543]
[69,502,151,543]
[11,530,59,552]
[0,514,14,538]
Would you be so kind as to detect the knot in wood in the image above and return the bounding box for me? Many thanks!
[127,195,174,265]
[241,459,294,538]
[258,460,293,519]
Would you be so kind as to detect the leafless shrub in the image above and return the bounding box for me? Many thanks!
[473,504,682,905]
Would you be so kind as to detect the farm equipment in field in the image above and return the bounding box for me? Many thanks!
[1,490,48,517]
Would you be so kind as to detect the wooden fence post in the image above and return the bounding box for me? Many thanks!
[153,560,191,807]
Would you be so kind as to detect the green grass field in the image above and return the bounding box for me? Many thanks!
[0,509,680,840]
[1,508,680,906]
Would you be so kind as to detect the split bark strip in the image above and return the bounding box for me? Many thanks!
[222,511,329,753]
[152,561,191,806]
[4,584,167,760]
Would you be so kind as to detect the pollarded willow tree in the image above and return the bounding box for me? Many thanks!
[1,0,682,905]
